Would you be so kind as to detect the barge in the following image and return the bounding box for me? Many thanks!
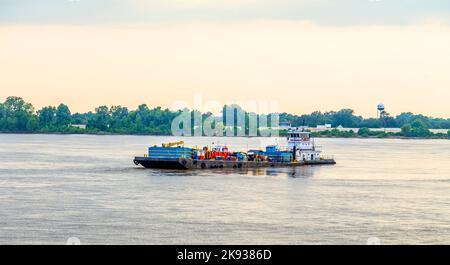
[133,128,336,170]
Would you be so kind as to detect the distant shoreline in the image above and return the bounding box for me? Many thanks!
[2,96,449,140]
[1,131,448,140]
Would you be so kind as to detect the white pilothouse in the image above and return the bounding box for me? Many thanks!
[287,127,321,162]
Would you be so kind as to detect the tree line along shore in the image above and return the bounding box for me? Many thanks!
[1,96,449,139]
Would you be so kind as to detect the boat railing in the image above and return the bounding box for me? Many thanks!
[264,154,293,162]
[313,145,323,151]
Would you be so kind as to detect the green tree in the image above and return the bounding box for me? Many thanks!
[401,124,412,137]
[331,109,362,127]
[3,96,33,113]
[71,112,90,125]
[26,116,39,131]
[37,106,56,127]
[411,119,426,129]
[0,103,5,130]
[357,127,370,137]
[1,96,35,131]
[88,106,110,131]
[410,119,431,137]
[55,104,71,126]
[133,113,145,133]
[109,106,130,132]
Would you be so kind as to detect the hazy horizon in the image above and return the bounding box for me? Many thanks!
[1,1,450,117]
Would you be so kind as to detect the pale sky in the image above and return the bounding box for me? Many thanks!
[1,0,450,117]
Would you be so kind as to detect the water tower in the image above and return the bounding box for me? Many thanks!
[377,103,385,118]
[377,103,387,132]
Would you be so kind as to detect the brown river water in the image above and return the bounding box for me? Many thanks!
[0,134,449,244]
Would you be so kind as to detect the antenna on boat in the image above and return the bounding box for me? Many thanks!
[312,137,315,151]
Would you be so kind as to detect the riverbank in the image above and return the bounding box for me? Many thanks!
[2,96,450,142]
[1,131,449,140]
[306,127,450,140]
[313,135,450,140]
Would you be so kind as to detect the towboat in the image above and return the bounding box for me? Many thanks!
[133,127,336,170]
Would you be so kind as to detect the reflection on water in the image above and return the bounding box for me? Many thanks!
[1,134,450,244]
[139,165,319,179]
[238,166,318,178]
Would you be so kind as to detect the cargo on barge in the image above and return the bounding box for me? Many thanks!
[133,127,336,170]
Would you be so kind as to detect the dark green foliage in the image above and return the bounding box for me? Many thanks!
[38,106,56,127]
[401,124,412,137]
[88,106,109,131]
[56,104,71,126]
[0,96,449,138]
[279,110,450,129]
[358,127,371,137]
[0,96,35,132]
[310,129,399,139]
[400,120,432,137]
[314,129,357,138]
